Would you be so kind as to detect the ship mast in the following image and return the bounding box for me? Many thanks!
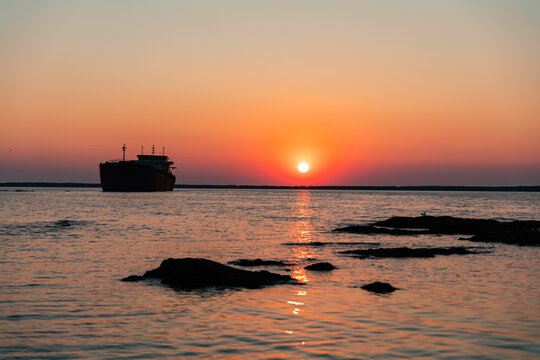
[152,144,155,155]
[162,147,165,156]
[122,144,126,161]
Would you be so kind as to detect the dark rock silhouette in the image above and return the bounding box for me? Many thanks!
[341,246,481,259]
[361,282,398,293]
[122,258,294,289]
[333,225,425,235]
[228,258,291,267]
[372,216,539,235]
[333,216,539,246]
[463,231,539,246]
[304,262,336,271]
[121,275,144,282]
[55,219,74,227]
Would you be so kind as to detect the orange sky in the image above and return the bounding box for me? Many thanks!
[1,1,539,185]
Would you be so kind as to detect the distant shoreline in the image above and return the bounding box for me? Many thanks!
[1,182,539,192]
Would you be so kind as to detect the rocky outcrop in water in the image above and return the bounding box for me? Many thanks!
[334,216,540,246]
[341,246,482,259]
[463,231,540,246]
[333,225,425,235]
[122,258,295,289]
[373,216,539,235]
[228,259,291,267]
[360,282,398,293]
[304,262,336,271]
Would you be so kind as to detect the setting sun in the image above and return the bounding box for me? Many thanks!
[298,162,310,173]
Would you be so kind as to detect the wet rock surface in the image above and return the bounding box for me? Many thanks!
[228,258,291,267]
[334,216,539,246]
[341,246,482,259]
[121,275,144,282]
[373,216,539,235]
[361,282,398,294]
[304,262,336,271]
[463,231,540,246]
[333,225,425,235]
[122,258,295,289]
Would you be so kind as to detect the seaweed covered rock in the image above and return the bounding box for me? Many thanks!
[361,282,398,294]
[122,258,294,289]
[304,262,336,271]
[341,246,481,259]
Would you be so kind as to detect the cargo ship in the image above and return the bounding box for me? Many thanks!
[99,145,176,191]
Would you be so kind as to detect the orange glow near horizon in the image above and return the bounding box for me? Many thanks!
[0,2,539,185]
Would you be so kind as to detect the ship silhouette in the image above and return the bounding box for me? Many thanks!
[99,145,176,191]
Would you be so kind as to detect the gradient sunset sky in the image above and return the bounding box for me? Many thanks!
[1,0,539,185]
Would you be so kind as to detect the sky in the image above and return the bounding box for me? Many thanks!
[1,0,539,185]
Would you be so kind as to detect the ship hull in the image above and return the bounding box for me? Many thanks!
[99,162,175,191]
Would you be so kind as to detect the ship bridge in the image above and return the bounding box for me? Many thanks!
[136,155,174,173]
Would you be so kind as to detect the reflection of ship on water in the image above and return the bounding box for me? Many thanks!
[99,144,176,192]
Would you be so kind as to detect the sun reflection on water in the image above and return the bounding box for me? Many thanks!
[288,190,317,284]
[283,190,320,340]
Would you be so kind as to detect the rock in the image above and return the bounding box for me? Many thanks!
[304,262,336,271]
[333,216,540,246]
[361,282,397,294]
[341,246,482,259]
[463,231,540,246]
[228,258,290,267]
[372,216,539,235]
[333,225,425,235]
[55,219,73,227]
[121,258,295,289]
[121,275,144,282]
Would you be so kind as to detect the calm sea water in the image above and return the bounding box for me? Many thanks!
[1,188,539,359]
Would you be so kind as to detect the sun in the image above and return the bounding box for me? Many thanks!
[297,162,310,173]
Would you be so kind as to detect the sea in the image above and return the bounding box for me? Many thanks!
[1,188,539,359]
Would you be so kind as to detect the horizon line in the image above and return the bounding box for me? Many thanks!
[1,182,539,192]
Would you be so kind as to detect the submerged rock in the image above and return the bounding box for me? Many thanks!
[122,258,294,289]
[304,262,336,271]
[341,246,481,259]
[228,258,291,267]
[361,282,398,294]
[54,219,74,227]
[463,231,540,246]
